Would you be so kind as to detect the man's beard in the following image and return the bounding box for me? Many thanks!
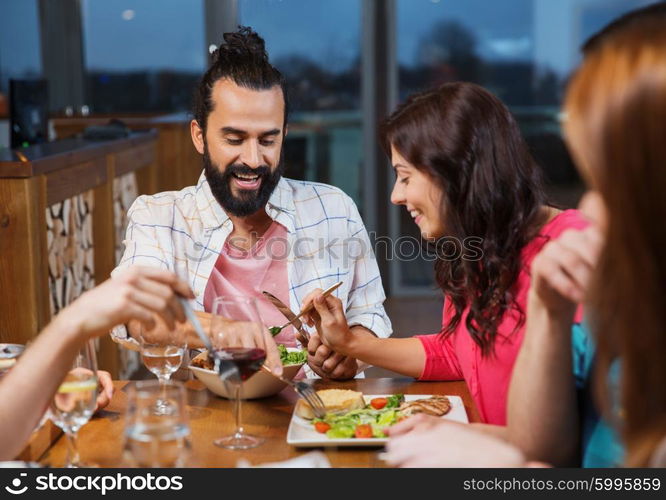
[203,143,284,217]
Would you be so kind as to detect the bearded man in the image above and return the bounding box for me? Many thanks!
[110,27,391,380]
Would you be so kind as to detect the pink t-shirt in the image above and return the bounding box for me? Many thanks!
[203,222,298,347]
[417,210,588,425]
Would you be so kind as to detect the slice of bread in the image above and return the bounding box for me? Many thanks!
[295,389,366,419]
[0,358,16,370]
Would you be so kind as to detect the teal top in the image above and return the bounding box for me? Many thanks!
[571,322,624,467]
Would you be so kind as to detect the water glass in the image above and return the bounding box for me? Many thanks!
[123,380,191,468]
[139,325,187,415]
[49,340,98,467]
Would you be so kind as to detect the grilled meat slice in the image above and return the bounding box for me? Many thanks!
[399,395,451,416]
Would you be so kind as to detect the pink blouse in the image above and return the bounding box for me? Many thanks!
[417,210,588,425]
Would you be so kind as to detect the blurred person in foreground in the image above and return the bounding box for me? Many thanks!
[0,267,193,461]
[382,3,666,468]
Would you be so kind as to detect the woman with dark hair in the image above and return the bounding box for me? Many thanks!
[304,82,587,425]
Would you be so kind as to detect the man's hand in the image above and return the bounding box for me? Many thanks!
[302,289,380,379]
[306,333,357,380]
[210,316,282,376]
[130,310,212,348]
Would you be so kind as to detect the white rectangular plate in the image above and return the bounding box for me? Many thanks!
[286,394,468,447]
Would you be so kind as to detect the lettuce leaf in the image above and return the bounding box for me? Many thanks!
[326,425,355,439]
[277,344,307,365]
[386,394,405,408]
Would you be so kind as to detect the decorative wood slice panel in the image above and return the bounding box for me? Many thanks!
[113,172,139,264]
[46,190,95,315]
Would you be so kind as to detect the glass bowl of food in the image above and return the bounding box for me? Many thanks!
[188,345,307,399]
[0,344,25,377]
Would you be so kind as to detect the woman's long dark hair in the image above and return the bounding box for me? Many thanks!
[381,82,547,356]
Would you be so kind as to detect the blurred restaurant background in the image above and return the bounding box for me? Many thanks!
[0,0,659,377]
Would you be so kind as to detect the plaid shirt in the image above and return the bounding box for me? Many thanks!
[111,171,392,348]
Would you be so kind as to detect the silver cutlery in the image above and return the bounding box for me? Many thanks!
[260,364,327,418]
[262,281,343,342]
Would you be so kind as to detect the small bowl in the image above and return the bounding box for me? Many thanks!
[188,349,305,400]
[0,344,25,374]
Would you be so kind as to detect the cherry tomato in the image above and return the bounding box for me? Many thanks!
[355,424,373,438]
[370,397,388,410]
[314,421,331,434]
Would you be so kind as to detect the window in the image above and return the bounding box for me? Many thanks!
[239,0,363,206]
[0,0,42,95]
[392,0,658,291]
[81,0,205,113]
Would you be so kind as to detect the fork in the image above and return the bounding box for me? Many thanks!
[264,281,343,338]
[262,290,311,345]
[260,365,327,418]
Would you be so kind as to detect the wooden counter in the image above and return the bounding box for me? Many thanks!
[52,113,202,193]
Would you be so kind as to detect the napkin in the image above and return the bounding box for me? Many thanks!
[236,451,331,468]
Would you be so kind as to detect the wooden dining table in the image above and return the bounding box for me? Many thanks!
[39,377,480,468]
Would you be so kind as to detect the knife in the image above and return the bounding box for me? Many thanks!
[261,290,311,346]
[262,281,343,345]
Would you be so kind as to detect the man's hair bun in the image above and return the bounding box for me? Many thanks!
[194,26,288,132]
[214,26,268,63]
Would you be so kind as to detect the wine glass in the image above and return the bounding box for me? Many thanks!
[210,295,267,449]
[123,380,191,467]
[49,340,98,468]
[139,325,187,415]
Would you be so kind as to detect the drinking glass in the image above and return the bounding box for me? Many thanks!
[123,380,191,467]
[49,340,98,467]
[210,296,267,449]
[139,325,187,415]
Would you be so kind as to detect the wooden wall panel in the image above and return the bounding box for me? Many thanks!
[115,142,155,178]
[46,158,107,206]
[0,177,50,344]
[92,157,119,376]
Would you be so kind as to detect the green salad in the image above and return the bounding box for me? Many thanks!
[278,344,307,366]
[312,394,405,439]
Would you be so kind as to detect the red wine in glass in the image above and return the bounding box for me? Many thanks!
[211,348,266,381]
